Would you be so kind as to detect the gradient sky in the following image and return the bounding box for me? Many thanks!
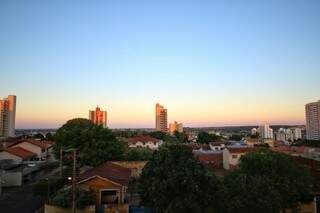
[1,0,320,129]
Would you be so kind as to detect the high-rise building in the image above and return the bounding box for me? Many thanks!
[305,100,320,140]
[169,121,183,135]
[89,106,107,128]
[155,103,168,132]
[0,95,17,138]
[258,124,273,139]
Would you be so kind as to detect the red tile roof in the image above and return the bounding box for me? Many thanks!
[24,140,54,149]
[228,147,258,154]
[196,153,223,163]
[5,147,36,159]
[77,162,131,186]
[127,136,161,145]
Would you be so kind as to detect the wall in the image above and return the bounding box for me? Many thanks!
[45,204,95,213]
[2,172,22,186]
[78,176,125,205]
[0,151,22,163]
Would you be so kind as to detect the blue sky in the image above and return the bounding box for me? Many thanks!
[0,0,320,128]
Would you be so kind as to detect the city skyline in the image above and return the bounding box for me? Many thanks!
[1,1,320,128]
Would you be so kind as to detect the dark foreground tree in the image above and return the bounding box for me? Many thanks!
[54,118,125,166]
[223,149,313,213]
[139,144,222,213]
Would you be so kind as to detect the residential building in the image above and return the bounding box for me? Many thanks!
[127,136,163,150]
[251,128,258,136]
[305,100,320,140]
[89,106,107,128]
[223,147,257,170]
[155,103,167,132]
[258,124,273,139]
[76,162,131,212]
[13,140,54,161]
[169,121,183,134]
[0,95,16,138]
[0,147,36,164]
[293,128,302,140]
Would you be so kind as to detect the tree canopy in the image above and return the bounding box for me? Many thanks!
[54,118,125,166]
[139,144,222,213]
[197,131,221,144]
[125,147,153,161]
[223,149,313,212]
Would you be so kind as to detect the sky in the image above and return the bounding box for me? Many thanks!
[0,0,320,129]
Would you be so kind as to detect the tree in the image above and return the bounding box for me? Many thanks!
[33,133,45,140]
[149,131,179,143]
[229,134,242,141]
[51,187,95,209]
[54,118,125,167]
[197,131,221,144]
[139,144,222,213]
[125,147,153,161]
[173,131,188,143]
[45,132,54,141]
[223,149,313,212]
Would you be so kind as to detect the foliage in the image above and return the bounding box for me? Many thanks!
[45,132,54,141]
[51,187,95,209]
[173,131,189,143]
[229,134,242,141]
[33,133,45,140]
[197,131,221,144]
[53,118,125,167]
[125,147,153,161]
[222,149,313,212]
[139,144,222,213]
[33,177,66,198]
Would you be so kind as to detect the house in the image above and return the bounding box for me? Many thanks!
[223,147,257,170]
[127,136,163,150]
[77,162,131,212]
[111,161,147,178]
[195,152,223,169]
[13,140,54,161]
[209,142,225,151]
[0,147,36,164]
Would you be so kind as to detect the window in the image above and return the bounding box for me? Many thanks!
[232,154,238,159]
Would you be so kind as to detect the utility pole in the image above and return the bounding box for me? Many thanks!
[72,149,76,213]
[60,148,63,177]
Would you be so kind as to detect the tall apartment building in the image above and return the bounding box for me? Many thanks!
[89,106,107,128]
[169,121,183,135]
[155,103,168,132]
[305,100,320,140]
[258,124,273,139]
[0,95,17,138]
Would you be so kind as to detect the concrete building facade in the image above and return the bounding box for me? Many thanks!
[89,106,107,128]
[155,103,167,132]
[305,100,320,140]
[0,95,16,138]
[169,121,183,134]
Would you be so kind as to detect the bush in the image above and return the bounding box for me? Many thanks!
[51,187,95,209]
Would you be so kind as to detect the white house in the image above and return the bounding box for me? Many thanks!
[209,142,225,151]
[223,147,257,170]
[127,136,163,150]
[13,140,54,161]
[0,147,36,164]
